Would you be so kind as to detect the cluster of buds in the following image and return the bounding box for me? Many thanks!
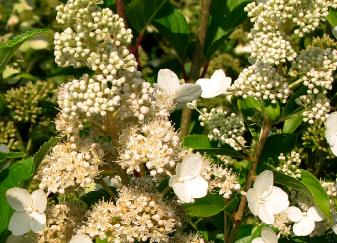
[0,120,21,150]
[5,80,54,123]
[198,107,246,150]
[277,151,302,179]
[228,62,290,103]
[245,0,337,65]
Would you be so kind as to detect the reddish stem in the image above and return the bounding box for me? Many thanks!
[131,32,144,70]
[116,0,128,27]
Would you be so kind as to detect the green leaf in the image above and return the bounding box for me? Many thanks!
[260,133,296,167]
[0,29,51,72]
[0,151,25,171]
[263,101,280,122]
[153,4,189,62]
[127,0,167,33]
[327,8,337,27]
[183,134,211,149]
[195,146,247,159]
[184,194,225,217]
[33,136,62,174]
[96,238,108,243]
[300,170,332,223]
[274,170,332,223]
[0,151,25,163]
[183,135,246,159]
[237,97,262,117]
[206,0,250,57]
[283,116,303,133]
[282,86,307,117]
[0,157,34,237]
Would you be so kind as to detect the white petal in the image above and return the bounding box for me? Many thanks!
[170,180,193,203]
[196,69,232,98]
[332,213,337,234]
[307,207,323,222]
[251,237,265,243]
[247,188,259,216]
[292,216,315,236]
[325,112,337,145]
[287,206,303,222]
[31,190,47,213]
[157,69,180,96]
[8,212,31,236]
[29,212,46,232]
[264,186,289,214]
[333,26,337,40]
[184,176,208,199]
[0,144,10,152]
[261,228,278,243]
[174,84,202,106]
[254,170,273,198]
[258,206,275,224]
[210,69,228,82]
[196,70,231,98]
[69,234,92,243]
[330,142,337,157]
[332,224,337,235]
[177,154,203,179]
[6,188,32,212]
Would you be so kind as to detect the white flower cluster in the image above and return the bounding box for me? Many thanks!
[78,186,180,242]
[291,47,337,94]
[276,151,302,179]
[55,0,133,72]
[302,98,330,124]
[290,47,337,124]
[321,181,337,198]
[245,0,337,65]
[118,118,181,176]
[228,62,290,103]
[198,107,246,150]
[54,0,166,138]
[38,203,86,243]
[202,163,240,199]
[37,140,104,194]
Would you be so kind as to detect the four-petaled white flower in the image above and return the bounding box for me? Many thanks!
[169,154,208,203]
[6,187,47,236]
[196,69,231,98]
[246,170,289,224]
[157,69,202,107]
[252,228,278,243]
[287,206,323,236]
[325,111,337,156]
[69,233,92,243]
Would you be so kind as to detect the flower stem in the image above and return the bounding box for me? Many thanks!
[180,0,211,137]
[116,0,128,27]
[228,118,272,243]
